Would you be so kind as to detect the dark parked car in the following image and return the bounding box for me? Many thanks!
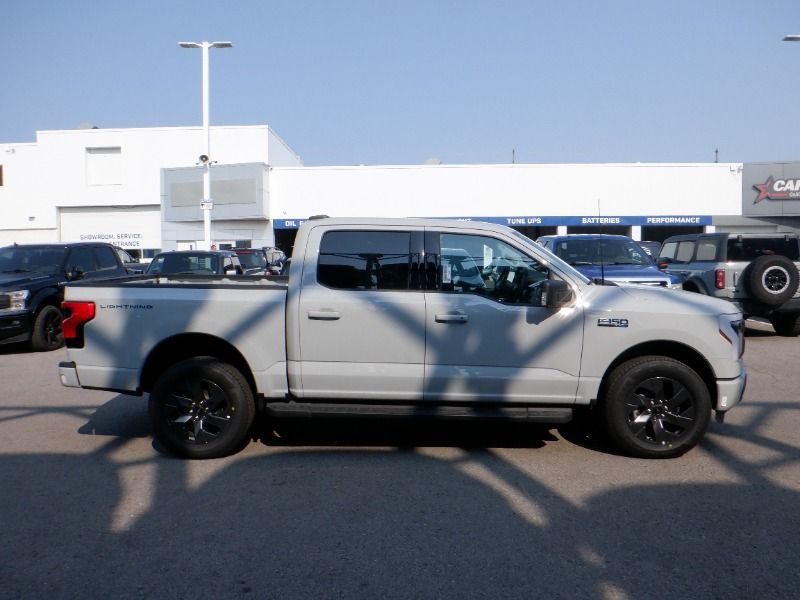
[145,250,244,276]
[0,242,129,351]
[114,246,144,274]
[234,248,269,275]
[637,240,662,258]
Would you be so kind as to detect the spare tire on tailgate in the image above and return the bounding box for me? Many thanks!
[744,254,799,306]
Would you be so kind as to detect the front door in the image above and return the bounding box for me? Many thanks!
[424,231,583,403]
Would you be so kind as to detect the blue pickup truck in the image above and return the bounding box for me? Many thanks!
[537,234,683,289]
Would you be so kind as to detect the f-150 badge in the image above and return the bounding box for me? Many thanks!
[598,318,628,328]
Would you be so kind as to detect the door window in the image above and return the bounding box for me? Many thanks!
[318,231,412,290]
[695,241,719,262]
[660,241,695,264]
[67,248,98,275]
[94,246,119,271]
[439,233,549,304]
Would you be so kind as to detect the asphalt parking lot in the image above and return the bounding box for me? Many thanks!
[1,325,798,600]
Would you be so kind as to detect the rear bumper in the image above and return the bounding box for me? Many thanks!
[58,361,81,388]
[716,367,747,412]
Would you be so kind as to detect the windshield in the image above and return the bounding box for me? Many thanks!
[507,229,591,284]
[236,252,266,269]
[552,238,654,267]
[0,246,68,275]
[146,253,220,274]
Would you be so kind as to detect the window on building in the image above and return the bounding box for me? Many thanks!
[86,147,122,186]
[318,231,412,290]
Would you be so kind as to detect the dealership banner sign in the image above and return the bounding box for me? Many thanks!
[753,176,800,203]
[273,215,712,229]
[742,163,800,217]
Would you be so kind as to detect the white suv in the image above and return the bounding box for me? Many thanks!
[658,232,800,336]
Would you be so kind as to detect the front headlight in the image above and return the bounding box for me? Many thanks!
[0,290,30,311]
[719,315,745,358]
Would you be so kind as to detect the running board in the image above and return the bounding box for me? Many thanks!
[264,402,573,423]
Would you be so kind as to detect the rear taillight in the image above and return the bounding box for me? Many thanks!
[715,269,726,289]
[61,301,95,347]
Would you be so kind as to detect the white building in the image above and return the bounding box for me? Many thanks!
[3,124,798,257]
[0,125,301,255]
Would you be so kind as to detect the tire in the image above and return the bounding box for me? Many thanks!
[769,312,800,337]
[30,305,64,352]
[602,356,711,459]
[148,358,256,459]
[744,255,799,306]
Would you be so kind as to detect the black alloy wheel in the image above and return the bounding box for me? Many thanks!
[30,305,64,352]
[622,376,696,446]
[602,356,711,459]
[149,358,255,459]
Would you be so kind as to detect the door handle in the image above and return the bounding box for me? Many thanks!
[435,312,469,323]
[308,310,341,321]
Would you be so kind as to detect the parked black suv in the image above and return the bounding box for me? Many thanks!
[658,232,800,336]
[0,242,130,351]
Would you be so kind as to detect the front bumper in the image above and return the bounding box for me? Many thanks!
[0,312,33,345]
[716,367,747,413]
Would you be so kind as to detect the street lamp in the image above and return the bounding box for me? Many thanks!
[179,41,232,251]
[783,35,800,41]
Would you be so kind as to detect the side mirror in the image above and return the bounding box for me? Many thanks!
[66,266,85,281]
[543,279,575,308]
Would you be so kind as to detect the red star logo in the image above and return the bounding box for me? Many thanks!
[753,176,773,203]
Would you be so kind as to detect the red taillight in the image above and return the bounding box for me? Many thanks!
[61,301,95,341]
[715,269,726,289]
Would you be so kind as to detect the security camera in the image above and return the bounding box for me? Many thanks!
[198,154,209,164]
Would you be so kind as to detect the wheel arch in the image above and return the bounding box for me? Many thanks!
[30,287,63,313]
[597,341,718,409]
[140,333,256,395]
[681,278,708,294]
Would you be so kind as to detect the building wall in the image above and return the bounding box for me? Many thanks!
[269,162,743,224]
[0,125,301,248]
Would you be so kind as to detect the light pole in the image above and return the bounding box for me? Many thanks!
[179,41,232,251]
[783,35,800,42]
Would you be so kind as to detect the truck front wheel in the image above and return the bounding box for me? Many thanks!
[602,356,711,459]
[149,358,255,459]
[30,305,64,352]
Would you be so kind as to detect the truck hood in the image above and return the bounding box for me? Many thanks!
[588,283,741,317]
[0,272,60,289]
[575,263,672,280]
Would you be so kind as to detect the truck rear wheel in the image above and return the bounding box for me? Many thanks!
[602,356,711,459]
[769,312,800,337]
[149,358,255,459]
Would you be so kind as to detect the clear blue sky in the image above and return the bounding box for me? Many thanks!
[3,1,800,166]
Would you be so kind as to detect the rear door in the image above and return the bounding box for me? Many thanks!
[294,226,427,400]
[424,229,583,403]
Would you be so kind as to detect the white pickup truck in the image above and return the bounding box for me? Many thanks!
[59,217,747,459]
